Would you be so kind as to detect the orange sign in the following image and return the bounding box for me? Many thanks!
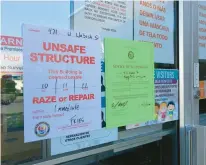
[200,81,206,99]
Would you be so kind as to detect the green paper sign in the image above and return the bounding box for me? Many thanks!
[105,38,155,128]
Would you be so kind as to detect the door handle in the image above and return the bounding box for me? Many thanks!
[186,125,196,165]
[187,129,193,165]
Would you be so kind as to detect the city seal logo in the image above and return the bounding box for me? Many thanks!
[128,51,134,59]
[35,122,50,137]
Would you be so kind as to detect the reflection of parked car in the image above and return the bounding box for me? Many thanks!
[1,100,12,105]
[1,94,16,105]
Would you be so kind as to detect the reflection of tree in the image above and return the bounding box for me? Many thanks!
[1,75,17,105]
[1,75,16,94]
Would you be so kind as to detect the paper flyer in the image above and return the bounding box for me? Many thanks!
[23,24,101,142]
[72,1,133,41]
[0,35,23,76]
[127,69,179,129]
[134,1,175,64]
[50,61,118,155]
[105,38,155,128]
[50,0,132,154]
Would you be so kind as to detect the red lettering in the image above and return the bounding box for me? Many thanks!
[46,54,54,62]
[69,94,95,101]
[40,97,45,103]
[42,42,87,54]
[80,46,86,54]
[90,57,95,64]
[4,54,20,61]
[154,42,162,48]
[74,95,78,100]
[29,54,95,64]
[52,43,60,51]
[83,56,89,64]
[33,96,56,104]
[0,36,23,47]
[139,30,145,36]
[74,45,79,53]
[38,53,45,62]
[69,95,74,101]
[63,55,69,63]
[59,44,66,52]
[79,95,83,100]
[43,42,50,51]
[90,94,94,99]
[33,97,39,104]
[30,53,38,62]
[68,45,74,53]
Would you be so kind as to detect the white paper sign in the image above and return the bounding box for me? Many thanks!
[134,1,174,64]
[23,24,101,142]
[72,0,133,41]
[0,36,23,75]
[51,60,118,155]
[51,109,118,155]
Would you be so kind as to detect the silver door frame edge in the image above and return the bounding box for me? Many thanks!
[179,1,199,165]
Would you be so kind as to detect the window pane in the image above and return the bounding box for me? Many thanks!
[1,1,70,164]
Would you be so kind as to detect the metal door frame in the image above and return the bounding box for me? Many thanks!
[179,1,199,165]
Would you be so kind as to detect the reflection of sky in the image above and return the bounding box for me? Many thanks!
[1,1,70,36]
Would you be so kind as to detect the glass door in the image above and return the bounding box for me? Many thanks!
[180,1,206,165]
[199,1,206,126]
[197,1,206,165]
[178,1,206,165]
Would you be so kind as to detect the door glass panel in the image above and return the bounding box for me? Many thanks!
[198,2,206,125]
[1,1,178,165]
[1,1,70,164]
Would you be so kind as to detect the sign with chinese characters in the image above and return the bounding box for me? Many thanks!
[127,69,179,129]
[23,24,101,142]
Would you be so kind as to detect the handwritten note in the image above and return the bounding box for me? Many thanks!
[23,24,101,142]
[105,38,155,128]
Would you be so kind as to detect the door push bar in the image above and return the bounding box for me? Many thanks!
[185,125,197,165]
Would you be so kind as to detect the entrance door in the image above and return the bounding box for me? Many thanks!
[197,1,206,165]
[179,1,206,165]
